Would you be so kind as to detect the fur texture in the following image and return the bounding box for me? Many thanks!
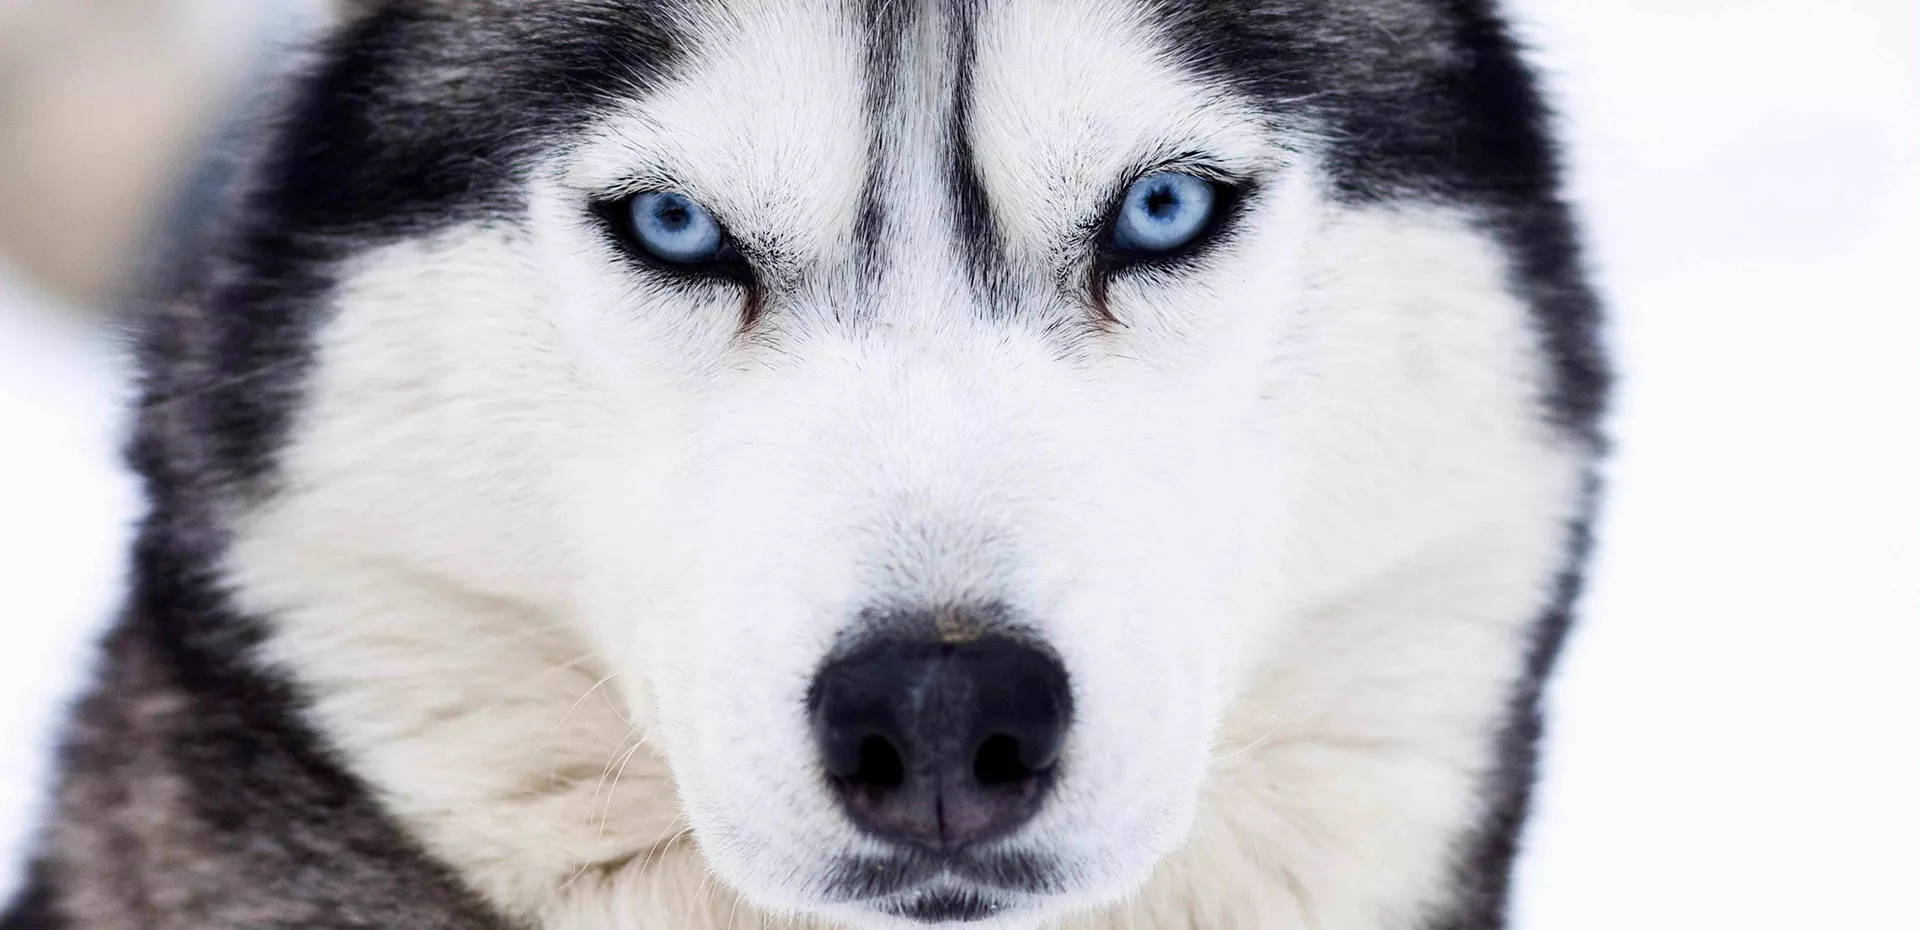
[5,1,1605,928]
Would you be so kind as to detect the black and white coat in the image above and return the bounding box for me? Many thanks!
[5,1,1605,928]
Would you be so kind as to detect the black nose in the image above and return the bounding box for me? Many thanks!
[809,633,1072,853]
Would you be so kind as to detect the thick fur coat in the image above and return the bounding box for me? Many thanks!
[4,1,1605,928]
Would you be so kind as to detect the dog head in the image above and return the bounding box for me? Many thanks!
[195,1,1598,926]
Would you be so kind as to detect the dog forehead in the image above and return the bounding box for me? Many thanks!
[563,0,874,260]
[562,0,1279,263]
[966,0,1281,247]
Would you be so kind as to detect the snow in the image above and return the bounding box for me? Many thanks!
[0,270,138,891]
[1505,2,1919,926]
[1,0,1915,923]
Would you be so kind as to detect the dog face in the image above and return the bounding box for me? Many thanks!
[555,5,1314,920]
[210,1,1598,927]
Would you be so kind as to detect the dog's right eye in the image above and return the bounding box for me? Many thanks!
[1110,172,1220,255]
[625,191,729,264]
[595,191,750,286]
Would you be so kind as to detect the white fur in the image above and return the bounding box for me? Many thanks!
[225,0,1586,927]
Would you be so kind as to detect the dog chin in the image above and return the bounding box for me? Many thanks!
[781,846,1090,929]
[820,883,1043,930]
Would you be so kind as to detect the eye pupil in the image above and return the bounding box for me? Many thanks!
[1145,186,1178,217]
[1112,171,1219,255]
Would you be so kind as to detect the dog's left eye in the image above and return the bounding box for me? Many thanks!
[625,191,728,264]
[1110,171,1219,254]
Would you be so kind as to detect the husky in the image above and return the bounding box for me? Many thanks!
[2,1,1606,927]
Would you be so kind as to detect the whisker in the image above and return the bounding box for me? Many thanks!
[527,670,621,765]
[138,356,310,414]
[681,867,717,930]
[1212,698,1296,762]
[637,823,695,877]
[597,736,649,838]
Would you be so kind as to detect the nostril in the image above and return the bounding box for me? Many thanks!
[855,735,906,789]
[972,733,1031,786]
[812,627,1072,851]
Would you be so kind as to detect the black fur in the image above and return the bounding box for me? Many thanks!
[1153,3,1610,925]
[174,0,687,486]
[852,0,916,283]
[11,3,686,925]
[882,887,1009,925]
[1154,0,1607,443]
[823,848,1068,902]
[944,0,1015,303]
[9,1,1606,926]
[0,861,63,930]
[1429,488,1599,930]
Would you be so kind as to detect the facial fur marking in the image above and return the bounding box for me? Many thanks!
[944,0,1013,307]
[23,3,1605,930]
[853,0,916,284]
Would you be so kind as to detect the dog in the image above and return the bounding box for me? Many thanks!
[2,1,1606,927]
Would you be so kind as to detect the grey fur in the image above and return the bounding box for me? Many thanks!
[4,1,1606,927]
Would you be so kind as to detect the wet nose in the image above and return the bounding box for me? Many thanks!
[809,632,1072,852]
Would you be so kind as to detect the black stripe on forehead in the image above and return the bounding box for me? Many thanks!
[945,0,1018,305]
[854,0,916,281]
[144,0,687,497]
[852,0,1010,298]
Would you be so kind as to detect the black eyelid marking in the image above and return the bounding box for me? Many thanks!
[589,194,756,288]
[1090,158,1257,279]
[589,194,763,329]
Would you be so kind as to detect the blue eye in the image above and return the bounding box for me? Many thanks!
[627,191,726,263]
[1111,171,1218,254]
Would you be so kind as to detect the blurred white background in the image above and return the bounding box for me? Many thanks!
[2,0,1915,926]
